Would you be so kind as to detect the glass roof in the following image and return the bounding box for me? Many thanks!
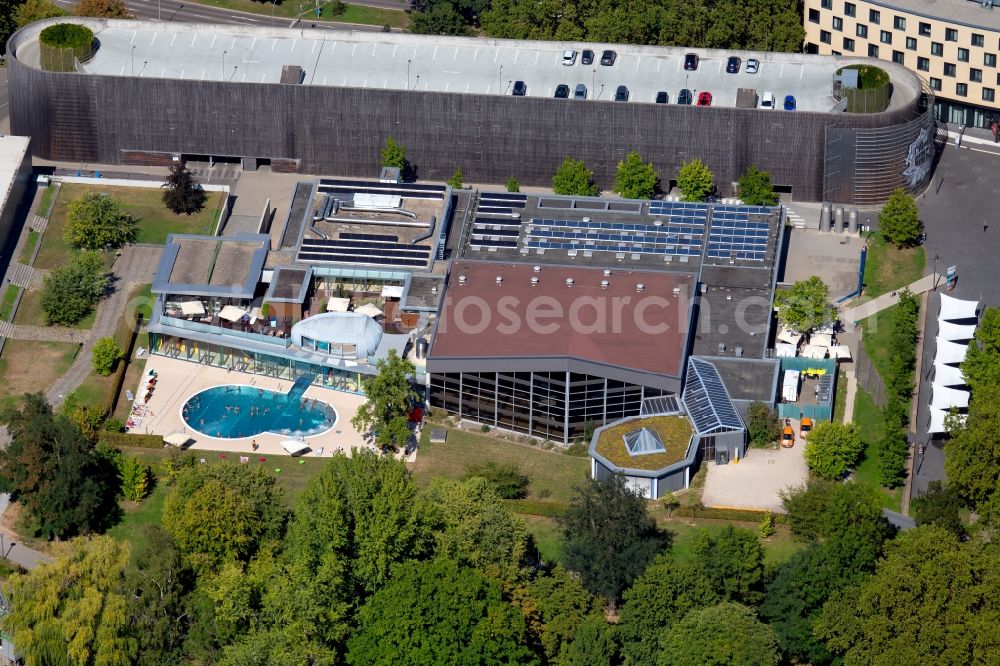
[624,428,666,456]
[682,357,744,434]
[640,395,681,417]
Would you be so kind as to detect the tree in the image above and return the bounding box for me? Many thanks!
[119,455,151,501]
[677,158,714,202]
[506,176,520,192]
[944,384,1000,510]
[738,165,778,206]
[410,3,471,35]
[774,276,834,333]
[40,250,109,326]
[913,480,966,538]
[613,151,659,199]
[346,558,536,665]
[446,166,464,189]
[804,422,863,479]
[565,614,617,666]
[2,536,137,665]
[562,476,666,609]
[162,163,207,215]
[74,0,132,17]
[962,307,1000,391]
[878,187,923,247]
[64,192,137,250]
[692,526,766,605]
[463,460,529,499]
[351,349,418,445]
[816,526,1000,666]
[163,462,286,574]
[380,136,408,173]
[552,157,599,196]
[520,566,601,664]
[876,416,909,488]
[14,0,67,28]
[660,602,779,666]
[0,394,119,538]
[746,401,781,447]
[781,480,894,546]
[91,335,124,376]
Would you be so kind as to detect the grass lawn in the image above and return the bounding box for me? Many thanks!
[0,340,81,416]
[187,0,409,27]
[860,305,899,385]
[18,230,39,264]
[0,285,19,321]
[409,428,590,503]
[13,288,97,329]
[851,388,903,512]
[37,185,57,218]
[108,481,169,547]
[659,517,804,569]
[833,366,848,423]
[862,234,925,301]
[521,515,564,565]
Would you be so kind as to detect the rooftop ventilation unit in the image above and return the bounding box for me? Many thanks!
[565,277,575,287]
[601,280,609,289]
[603,269,612,276]
[495,275,503,286]
[636,283,645,293]
[531,276,539,287]
[458,275,467,286]
[533,265,541,272]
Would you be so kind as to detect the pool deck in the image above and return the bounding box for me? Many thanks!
[127,357,376,458]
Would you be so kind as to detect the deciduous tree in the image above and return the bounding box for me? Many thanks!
[351,349,419,445]
[380,136,407,169]
[91,335,123,376]
[520,566,601,664]
[805,422,863,479]
[40,250,109,326]
[565,614,617,666]
[410,2,471,35]
[774,275,834,333]
[944,383,1000,511]
[162,163,207,215]
[738,165,778,206]
[463,460,529,498]
[677,158,714,202]
[74,0,131,17]
[962,307,1000,391]
[913,480,966,538]
[659,602,780,666]
[613,151,659,199]
[746,401,781,447]
[64,192,137,250]
[552,157,599,196]
[446,166,464,189]
[119,454,151,501]
[14,0,66,28]
[878,187,923,247]
[692,525,766,605]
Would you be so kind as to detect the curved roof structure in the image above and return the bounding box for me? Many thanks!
[291,312,383,358]
[682,357,744,434]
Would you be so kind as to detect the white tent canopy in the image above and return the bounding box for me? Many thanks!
[355,303,383,318]
[800,344,828,359]
[939,293,979,321]
[326,297,350,313]
[180,300,206,316]
[930,383,971,410]
[775,343,797,358]
[282,439,310,456]
[218,305,246,322]
[936,338,969,364]
[830,345,852,359]
[937,320,978,341]
[777,328,802,346]
[164,432,192,447]
[934,361,966,387]
[810,332,834,348]
[928,409,966,435]
[381,285,404,299]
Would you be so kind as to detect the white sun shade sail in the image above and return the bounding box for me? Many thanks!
[937,320,977,341]
[282,439,310,455]
[830,345,852,359]
[777,328,802,346]
[810,332,834,348]
[930,383,970,410]
[326,297,350,312]
[936,338,969,364]
[928,409,966,435]
[934,361,966,387]
[218,305,246,322]
[800,344,828,359]
[180,300,206,316]
[381,285,404,299]
[939,293,979,322]
[775,343,797,358]
[355,303,383,318]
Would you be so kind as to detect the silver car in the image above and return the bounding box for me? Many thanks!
[562,49,577,66]
[574,83,587,100]
[746,58,760,74]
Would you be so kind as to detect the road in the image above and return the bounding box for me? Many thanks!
[50,0,406,25]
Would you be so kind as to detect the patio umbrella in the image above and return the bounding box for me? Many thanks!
[326,297,350,312]
[180,300,206,316]
[164,432,192,447]
[219,305,247,322]
[355,303,383,318]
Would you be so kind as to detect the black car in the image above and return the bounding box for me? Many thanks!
[512,80,526,96]
[554,84,570,99]
[600,50,617,66]
[581,49,595,65]
[684,53,699,71]
[677,88,693,105]
[614,85,629,102]
[726,56,741,73]
[655,91,669,104]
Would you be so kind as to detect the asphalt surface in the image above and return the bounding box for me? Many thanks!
[0,66,8,134]
[911,137,1000,497]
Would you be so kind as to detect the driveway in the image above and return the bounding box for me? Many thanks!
[701,431,808,513]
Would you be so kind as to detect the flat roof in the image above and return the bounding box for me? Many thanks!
[12,19,890,113]
[862,0,1000,32]
[0,136,30,218]
[593,415,693,472]
[153,233,270,298]
[430,261,695,377]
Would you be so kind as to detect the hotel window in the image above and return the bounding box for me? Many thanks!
[869,8,880,23]
[917,56,930,71]
[944,63,957,77]
[843,37,855,52]
[946,28,958,42]
[833,16,843,31]
[984,88,996,102]
[930,77,942,91]
[868,44,879,58]
[821,30,832,44]
[857,24,868,38]
[972,68,984,82]
[931,42,944,56]
[906,36,917,50]
[956,83,968,97]
[880,30,891,44]
[987,53,997,67]
[919,22,931,37]
[892,50,905,64]
[958,48,970,62]
[893,16,906,30]
[821,0,832,8]
[809,8,820,23]
[844,2,856,17]
[973,34,985,47]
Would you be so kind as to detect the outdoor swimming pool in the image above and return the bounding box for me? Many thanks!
[181,378,337,439]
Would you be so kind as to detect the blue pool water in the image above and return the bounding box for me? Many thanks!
[181,379,337,439]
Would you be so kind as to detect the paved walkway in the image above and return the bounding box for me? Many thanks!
[841,272,942,324]
[0,494,52,570]
[842,368,857,424]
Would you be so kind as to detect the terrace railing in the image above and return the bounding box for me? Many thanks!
[160,315,291,348]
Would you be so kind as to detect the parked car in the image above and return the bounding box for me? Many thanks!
[697,91,712,106]
[581,49,594,65]
[574,83,588,99]
[614,85,629,101]
[512,80,526,96]
[601,50,617,66]
[782,425,795,448]
[759,91,775,109]
[784,94,797,110]
[745,58,760,74]
[655,91,669,104]
[677,88,693,105]
[684,53,699,70]
[726,56,741,73]
[554,84,570,98]
[562,49,577,66]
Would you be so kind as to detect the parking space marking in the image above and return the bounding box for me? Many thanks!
[657,59,662,72]
[242,73,247,82]
[676,58,681,72]
[169,34,177,47]
[210,35,217,49]
[342,77,347,85]
[383,79,388,88]
[250,37,256,51]
[514,49,520,63]
[445,83,450,91]
[432,46,438,60]
[322,76,327,84]
[363,78,368,86]
[312,41,317,54]
[190,35,197,48]
[392,45,397,58]
[474,47,479,62]
[493,48,499,63]
[291,39,297,52]
[443,70,460,74]
[352,44,358,56]
[179,69,184,78]
[780,64,785,78]
[261,73,266,82]
[455,47,460,62]
[200,71,205,80]
[534,51,539,65]
[151,32,158,46]
[271,39,277,51]
[119,64,126,75]
[130,31,137,45]
[799,65,804,79]
[465,83,470,92]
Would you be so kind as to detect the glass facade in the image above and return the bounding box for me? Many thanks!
[149,333,364,393]
[429,370,669,444]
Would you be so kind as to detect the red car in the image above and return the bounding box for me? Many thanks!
[697,91,713,106]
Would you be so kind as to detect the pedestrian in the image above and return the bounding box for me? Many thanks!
[985,222,989,232]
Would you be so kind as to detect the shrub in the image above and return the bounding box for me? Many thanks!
[552,158,598,196]
[64,193,137,250]
[40,251,109,326]
[747,401,782,448]
[118,455,151,501]
[677,158,714,202]
[463,461,530,499]
[878,189,923,248]
[506,177,520,193]
[447,167,464,189]
[91,337,124,376]
[38,23,94,72]
[804,422,863,480]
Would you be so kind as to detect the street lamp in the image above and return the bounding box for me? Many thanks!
[222,50,227,80]
[407,58,411,89]
[131,44,135,76]
[499,64,503,93]
[272,0,277,27]
[592,68,595,95]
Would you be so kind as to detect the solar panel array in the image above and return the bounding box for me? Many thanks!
[469,192,529,250]
[525,217,705,258]
[681,358,744,434]
[339,232,399,243]
[317,179,446,200]
[706,206,773,262]
[648,200,711,221]
[298,238,431,268]
[639,395,682,417]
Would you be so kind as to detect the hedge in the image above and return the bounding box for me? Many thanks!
[667,505,787,524]
[39,24,94,72]
[99,431,164,449]
[502,499,571,518]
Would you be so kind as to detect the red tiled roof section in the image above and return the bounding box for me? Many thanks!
[431,262,696,377]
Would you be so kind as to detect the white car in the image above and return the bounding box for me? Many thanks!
[759,91,775,109]
[562,49,578,66]
[746,58,760,74]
